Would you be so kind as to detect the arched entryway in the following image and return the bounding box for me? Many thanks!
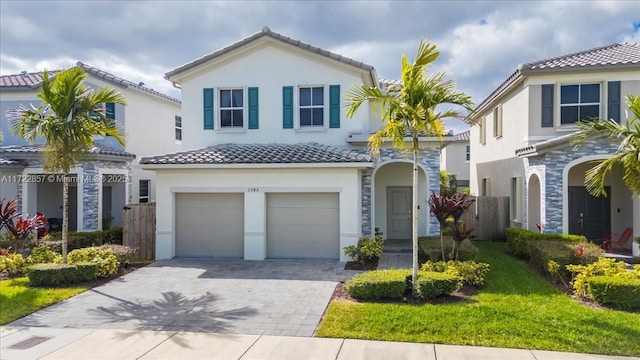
[527,173,541,232]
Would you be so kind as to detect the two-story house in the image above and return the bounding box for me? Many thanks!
[140,27,448,261]
[0,62,181,231]
[469,43,639,256]
[440,130,471,190]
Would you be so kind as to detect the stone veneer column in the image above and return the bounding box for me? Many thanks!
[360,168,372,236]
[81,163,99,231]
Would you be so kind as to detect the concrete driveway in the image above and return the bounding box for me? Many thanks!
[10,259,358,337]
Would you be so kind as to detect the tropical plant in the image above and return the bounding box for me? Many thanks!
[0,198,45,252]
[428,191,455,260]
[9,67,126,263]
[571,95,640,196]
[448,192,475,260]
[345,41,473,293]
[439,170,457,196]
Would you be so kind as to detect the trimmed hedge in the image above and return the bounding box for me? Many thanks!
[44,228,123,251]
[27,262,97,286]
[68,247,119,277]
[420,260,490,286]
[588,276,640,310]
[415,271,461,300]
[506,227,585,258]
[344,269,410,300]
[527,240,602,279]
[419,236,478,261]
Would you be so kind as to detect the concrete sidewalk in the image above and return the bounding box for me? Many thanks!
[2,327,637,360]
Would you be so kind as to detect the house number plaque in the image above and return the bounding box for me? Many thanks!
[248,187,260,192]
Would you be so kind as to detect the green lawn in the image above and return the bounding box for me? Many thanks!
[317,242,640,356]
[0,277,87,324]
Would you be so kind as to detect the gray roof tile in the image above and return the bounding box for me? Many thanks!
[0,156,26,166]
[523,43,640,71]
[140,143,372,165]
[0,144,135,158]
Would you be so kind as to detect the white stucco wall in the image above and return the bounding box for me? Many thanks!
[153,166,364,261]
[440,141,470,182]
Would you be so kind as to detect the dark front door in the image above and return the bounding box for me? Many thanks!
[568,186,610,241]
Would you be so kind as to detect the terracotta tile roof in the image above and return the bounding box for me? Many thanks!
[140,143,372,165]
[0,144,135,158]
[166,27,376,80]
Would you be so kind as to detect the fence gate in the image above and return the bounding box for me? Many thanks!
[462,196,510,241]
[122,202,156,260]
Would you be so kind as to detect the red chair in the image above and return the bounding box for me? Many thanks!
[602,227,633,253]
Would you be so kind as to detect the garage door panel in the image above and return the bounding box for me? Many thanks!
[268,209,339,225]
[175,193,244,258]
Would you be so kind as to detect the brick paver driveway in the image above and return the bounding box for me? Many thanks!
[10,259,358,337]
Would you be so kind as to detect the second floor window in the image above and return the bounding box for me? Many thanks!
[139,180,150,203]
[465,145,470,162]
[220,89,243,128]
[560,84,600,124]
[175,116,182,141]
[299,86,324,127]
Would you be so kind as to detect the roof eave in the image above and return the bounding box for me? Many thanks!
[138,162,374,170]
[520,63,640,76]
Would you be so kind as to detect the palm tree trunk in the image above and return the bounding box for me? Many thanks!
[62,174,69,263]
[411,137,419,294]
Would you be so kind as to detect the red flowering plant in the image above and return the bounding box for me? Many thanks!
[0,198,45,252]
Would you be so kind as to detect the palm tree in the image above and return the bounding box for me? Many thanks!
[571,95,640,197]
[345,40,473,292]
[10,66,126,262]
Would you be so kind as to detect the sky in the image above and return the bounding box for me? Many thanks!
[1,0,639,134]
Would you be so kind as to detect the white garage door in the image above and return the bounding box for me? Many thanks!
[267,193,339,259]
[175,193,244,258]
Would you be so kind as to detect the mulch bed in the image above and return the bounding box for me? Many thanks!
[344,258,379,271]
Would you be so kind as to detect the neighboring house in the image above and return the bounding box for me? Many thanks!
[468,43,639,256]
[0,63,181,231]
[440,130,470,189]
[141,27,449,261]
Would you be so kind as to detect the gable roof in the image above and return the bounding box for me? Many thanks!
[0,62,180,104]
[471,43,640,121]
[140,143,372,167]
[165,27,377,84]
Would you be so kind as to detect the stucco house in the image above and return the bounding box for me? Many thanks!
[140,27,450,261]
[0,62,181,231]
[440,130,470,190]
[468,43,640,256]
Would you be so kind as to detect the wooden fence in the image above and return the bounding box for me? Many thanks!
[122,202,156,260]
[463,196,510,241]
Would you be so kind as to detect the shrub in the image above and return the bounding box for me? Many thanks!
[506,227,585,258]
[44,228,124,251]
[0,252,27,275]
[27,262,97,286]
[587,276,640,310]
[420,260,490,286]
[26,245,62,265]
[527,240,602,281]
[343,235,384,264]
[68,247,119,277]
[415,271,462,300]
[100,244,137,266]
[566,258,637,298]
[419,236,478,261]
[344,269,409,300]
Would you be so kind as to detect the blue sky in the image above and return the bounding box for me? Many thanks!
[1,0,638,133]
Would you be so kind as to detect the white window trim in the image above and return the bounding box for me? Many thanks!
[174,115,182,143]
[555,81,604,128]
[465,145,470,163]
[511,177,522,222]
[479,117,486,145]
[295,84,328,131]
[493,105,502,138]
[139,179,150,203]
[217,87,247,131]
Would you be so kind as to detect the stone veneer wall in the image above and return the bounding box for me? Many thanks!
[526,138,619,234]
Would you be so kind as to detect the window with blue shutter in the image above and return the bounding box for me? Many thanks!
[607,81,621,123]
[329,85,340,128]
[105,102,115,120]
[248,87,259,129]
[541,84,554,128]
[283,86,293,129]
[203,88,214,129]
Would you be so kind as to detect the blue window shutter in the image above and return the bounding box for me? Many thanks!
[203,88,214,129]
[105,102,115,120]
[329,85,340,128]
[248,87,259,129]
[541,84,554,128]
[283,86,293,129]
[607,81,621,123]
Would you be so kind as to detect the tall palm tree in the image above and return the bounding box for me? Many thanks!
[571,95,640,197]
[345,40,473,292]
[10,67,126,262]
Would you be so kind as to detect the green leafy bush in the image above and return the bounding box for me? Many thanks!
[0,252,27,275]
[415,271,462,300]
[419,236,478,261]
[566,258,638,297]
[343,234,384,264]
[100,244,137,266]
[506,227,585,258]
[588,276,640,310]
[26,245,62,265]
[527,240,602,281]
[68,247,119,277]
[44,228,123,251]
[27,262,97,286]
[344,269,409,300]
[421,260,490,286]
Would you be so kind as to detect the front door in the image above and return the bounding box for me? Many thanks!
[568,186,611,241]
[387,186,412,239]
